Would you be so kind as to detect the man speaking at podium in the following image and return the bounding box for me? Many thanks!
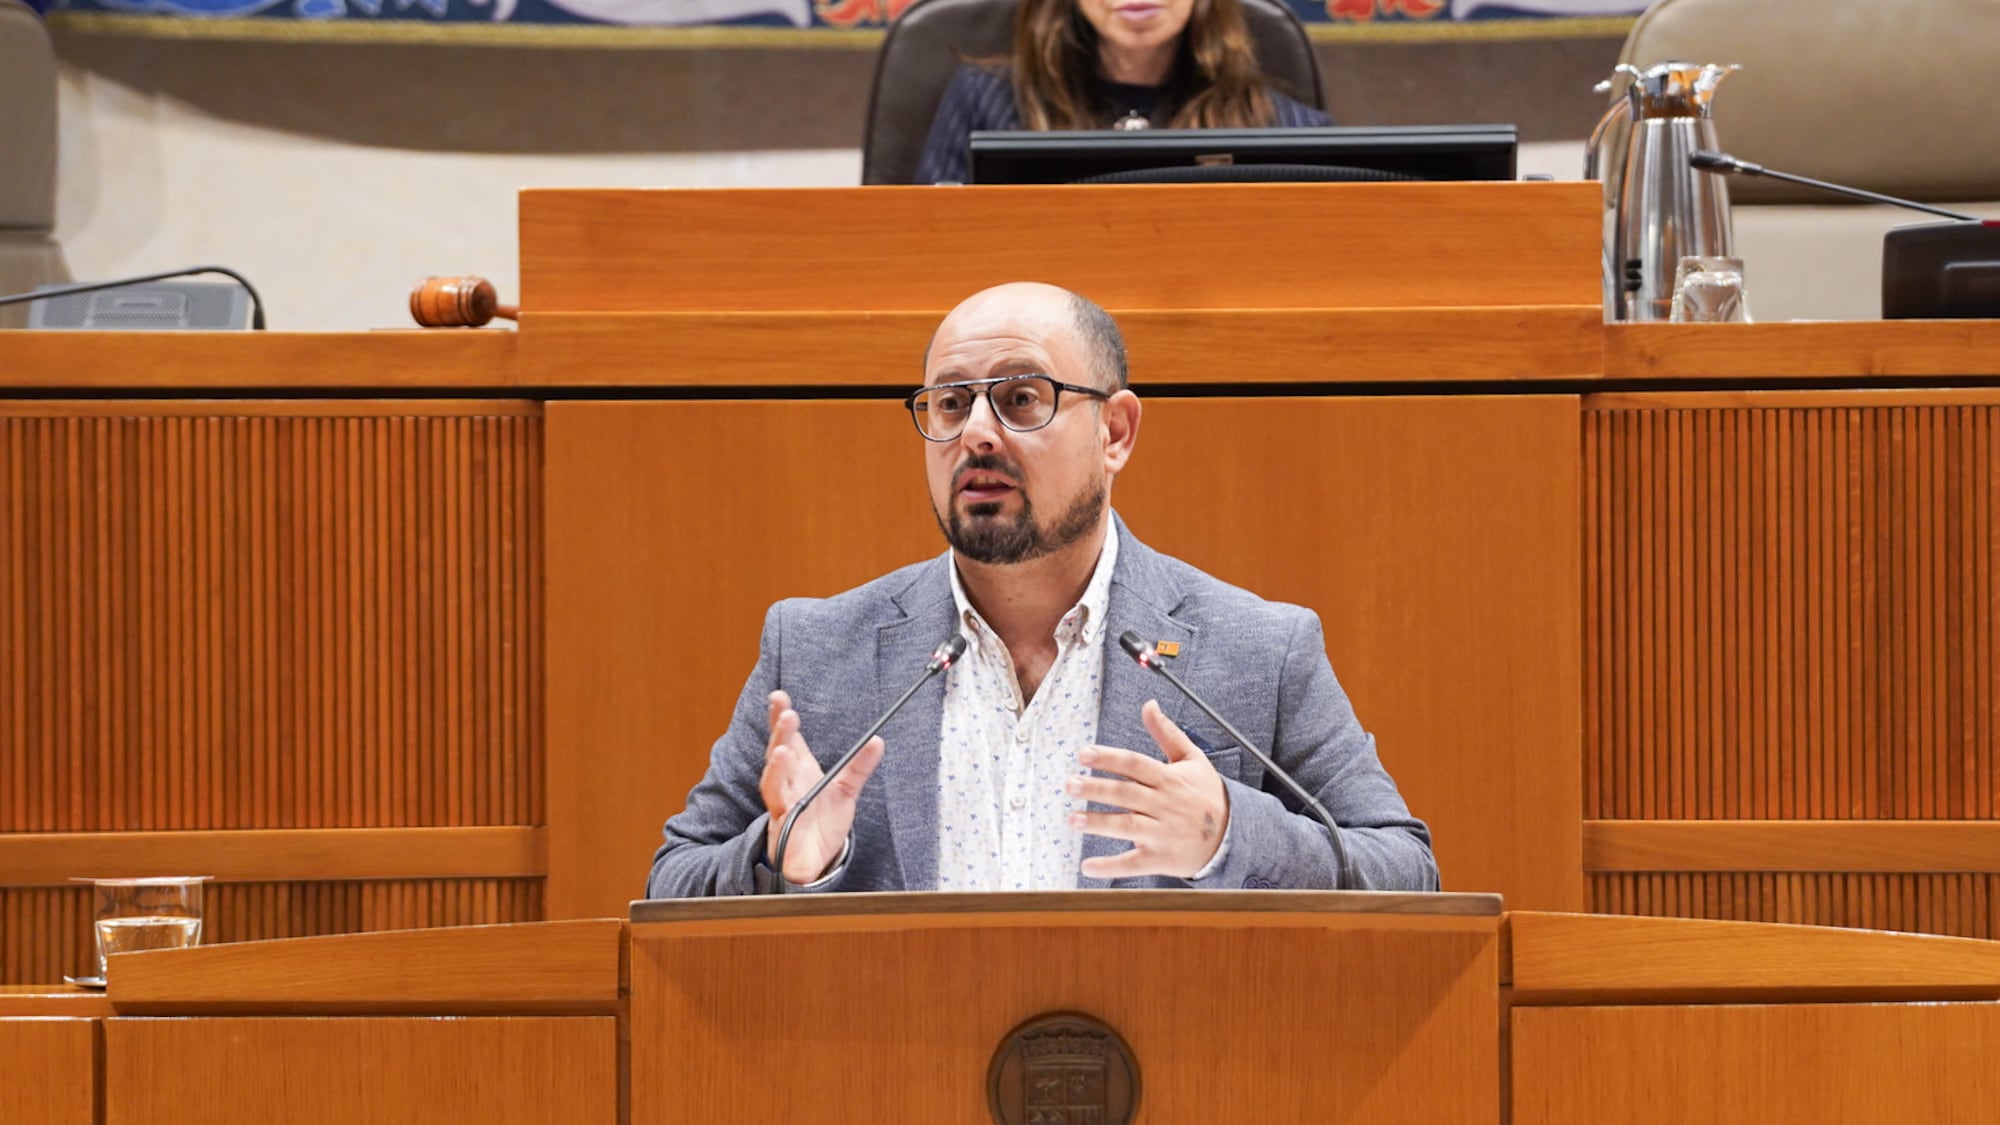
[648,282,1436,898]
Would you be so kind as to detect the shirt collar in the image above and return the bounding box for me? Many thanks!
[948,522,1121,650]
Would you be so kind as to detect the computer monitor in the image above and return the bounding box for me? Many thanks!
[968,124,1518,185]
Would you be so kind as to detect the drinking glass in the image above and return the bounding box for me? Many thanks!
[1670,255,1752,323]
[91,876,205,979]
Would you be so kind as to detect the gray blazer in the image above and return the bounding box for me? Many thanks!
[647,518,1438,898]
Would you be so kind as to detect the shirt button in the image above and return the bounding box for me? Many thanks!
[1009,794,1027,810]
[1013,727,1031,743]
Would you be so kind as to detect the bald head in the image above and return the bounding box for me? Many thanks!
[917,282,1142,571]
[924,282,1128,391]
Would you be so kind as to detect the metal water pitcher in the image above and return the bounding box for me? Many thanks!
[1585,61,1740,321]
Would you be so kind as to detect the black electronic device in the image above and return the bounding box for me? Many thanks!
[969,124,1518,186]
[0,265,266,330]
[1883,222,2000,319]
[1692,150,2000,319]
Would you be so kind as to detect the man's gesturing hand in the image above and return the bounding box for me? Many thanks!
[1068,699,1230,879]
[761,690,884,885]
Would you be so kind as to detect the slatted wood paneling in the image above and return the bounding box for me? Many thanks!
[1584,396,2000,934]
[0,880,544,985]
[1588,872,2000,940]
[0,405,544,983]
[107,1015,617,1125]
[0,408,543,830]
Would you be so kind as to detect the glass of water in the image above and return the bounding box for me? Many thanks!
[92,877,206,978]
[1670,255,1753,323]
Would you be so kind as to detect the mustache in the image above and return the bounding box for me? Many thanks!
[951,453,1025,492]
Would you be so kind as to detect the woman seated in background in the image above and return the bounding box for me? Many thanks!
[914,0,1329,184]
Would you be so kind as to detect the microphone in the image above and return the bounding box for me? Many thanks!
[1117,630,1360,890]
[1691,150,1982,221]
[409,276,518,328]
[0,266,267,330]
[769,633,968,893]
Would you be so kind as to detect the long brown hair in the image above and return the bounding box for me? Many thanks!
[1009,0,1276,131]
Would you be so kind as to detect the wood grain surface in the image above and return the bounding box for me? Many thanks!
[1605,321,2000,380]
[1514,1003,2000,1124]
[630,888,1504,923]
[0,403,546,982]
[105,918,623,1015]
[0,826,544,885]
[12,318,1999,390]
[1119,396,1582,911]
[516,305,1603,386]
[1508,910,2000,1004]
[0,984,114,1017]
[1585,819,2000,873]
[0,331,518,389]
[1587,387,2000,411]
[1582,392,2000,934]
[105,1016,616,1125]
[520,182,1599,313]
[0,408,543,832]
[1586,871,2000,941]
[632,913,1500,1124]
[547,394,1581,918]
[0,1017,96,1125]
[0,399,538,418]
[4,880,543,988]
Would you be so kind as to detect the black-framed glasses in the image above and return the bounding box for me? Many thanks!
[906,374,1112,442]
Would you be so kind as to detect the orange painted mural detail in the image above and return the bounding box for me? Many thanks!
[1325,0,1445,19]
[813,0,918,27]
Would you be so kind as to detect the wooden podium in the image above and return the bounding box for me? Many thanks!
[628,891,1504,1124]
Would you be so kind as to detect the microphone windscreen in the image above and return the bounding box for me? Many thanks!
[1117,630,1152,663]
[927,633,970,672]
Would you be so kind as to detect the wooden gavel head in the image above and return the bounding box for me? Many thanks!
[409,276,519,328]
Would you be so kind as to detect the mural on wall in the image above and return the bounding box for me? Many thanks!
[30,0,1651,32]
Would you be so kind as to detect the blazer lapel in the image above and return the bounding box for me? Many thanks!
[875,555,958,892]
[1080,521,1195,888]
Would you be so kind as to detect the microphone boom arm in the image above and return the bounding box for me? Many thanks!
[1692,150,1979,221]
[769,635,966,893]
[1119,631,1361,890]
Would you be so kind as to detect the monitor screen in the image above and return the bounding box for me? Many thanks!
[968,124,1518,186]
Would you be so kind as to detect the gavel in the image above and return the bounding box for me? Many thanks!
[409,276,518,327]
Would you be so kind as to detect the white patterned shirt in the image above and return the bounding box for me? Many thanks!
[934,533,1119,892]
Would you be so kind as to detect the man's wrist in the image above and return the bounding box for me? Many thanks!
[1189,785,1234,881]
[770,834,852,889]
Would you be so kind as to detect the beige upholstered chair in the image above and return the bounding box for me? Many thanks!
[0,0,67,328]
[1617,0,2000,320]
[860,0,1325,186]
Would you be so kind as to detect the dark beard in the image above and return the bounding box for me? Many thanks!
[934,456,1107,565]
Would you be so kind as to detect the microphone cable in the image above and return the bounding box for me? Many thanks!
[0,265,268,330]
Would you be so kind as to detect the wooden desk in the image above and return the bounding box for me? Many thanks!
[0,986,106,1125]
[10,905,1997,1124]
[101,920,622,1125]
[4,186,2000,987]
